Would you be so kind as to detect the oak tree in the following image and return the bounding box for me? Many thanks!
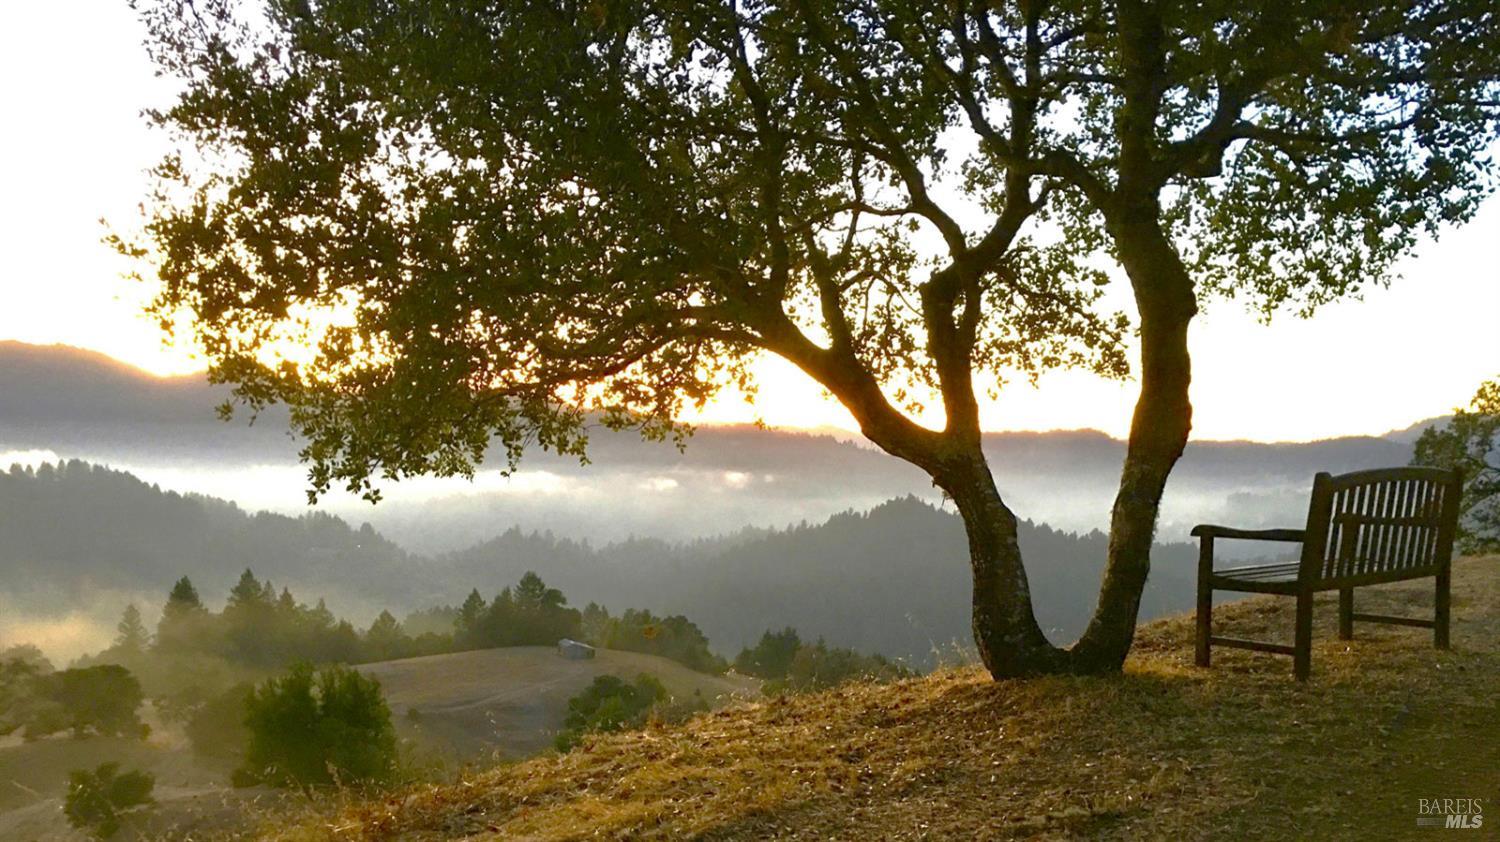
[128,0,1500,676]
[1414,377,1500,553]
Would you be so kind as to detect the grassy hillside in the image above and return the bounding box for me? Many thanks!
[359,647,760,760]
[273,556,1499,840]
[0,730,275,842]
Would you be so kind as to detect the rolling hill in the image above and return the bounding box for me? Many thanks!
[0,462,1204,667]
[360,646,759,760]
[0,646,757,841]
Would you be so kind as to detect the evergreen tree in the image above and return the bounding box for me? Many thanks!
[734,628,803,680]
[307,599,336,630]
[580,603,610,645]
[226,570,265,609]
[114,605,150,655]
[514,572,565,610]
[156,577,209,655]
[162,577,204,618]
[363,611,408,662]
[455,589,487,649]
[223,570,276,665]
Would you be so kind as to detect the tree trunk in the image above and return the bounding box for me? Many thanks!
[1070,208,1198,671]
[938,449,1067,678]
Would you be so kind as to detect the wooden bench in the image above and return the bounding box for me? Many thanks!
[1192,466,1462,680]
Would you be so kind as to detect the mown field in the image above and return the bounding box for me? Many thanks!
[274,556,1500,841]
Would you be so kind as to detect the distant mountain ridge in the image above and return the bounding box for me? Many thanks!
[0,340,1431,552]
[0,341,296,461]
[0,340,1435,459]
[0,459,1200,667]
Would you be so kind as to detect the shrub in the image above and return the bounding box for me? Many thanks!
[554,673,666,752]
[63,762,154,839]
[737,629,911,694]
[239,663,397,788]
[768,640,911,694]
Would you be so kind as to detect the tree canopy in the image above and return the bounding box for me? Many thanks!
[1414,377,1500,554]
[129,0,1500,676]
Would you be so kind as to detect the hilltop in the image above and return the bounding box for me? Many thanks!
[360,647,759,760]
[273,556,1500,841]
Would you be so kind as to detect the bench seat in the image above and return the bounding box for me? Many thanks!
[1194,467,1462,680]
[1209,562,1302,593]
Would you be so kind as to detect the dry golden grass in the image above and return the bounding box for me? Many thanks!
[269,556,1500,841]
[359,646,759,760]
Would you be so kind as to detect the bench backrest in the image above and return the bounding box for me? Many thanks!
[1300,467,1463,585]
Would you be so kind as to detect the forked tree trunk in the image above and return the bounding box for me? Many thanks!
[1070,212,1198,670]
[939,212,1197,679]
[938,451,1066,677]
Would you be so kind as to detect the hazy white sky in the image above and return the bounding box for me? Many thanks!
[1,2,1496,442]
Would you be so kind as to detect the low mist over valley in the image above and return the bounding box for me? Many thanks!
[1,341,1434,665]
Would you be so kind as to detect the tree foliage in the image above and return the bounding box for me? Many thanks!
[63,762,155,840]
[240,662,397,787]
[129,0,1500,677]
[1414,377,1500,554]
[114,605,151,655]
[7,666,151,741]
[734,627,910,693]
[125,0,1500,483]
[554,673,668,752]
[589,607,727,674]
[733,627,803,679]
[459,572,584,648]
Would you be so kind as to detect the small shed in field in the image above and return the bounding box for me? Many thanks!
[557,638,596,660]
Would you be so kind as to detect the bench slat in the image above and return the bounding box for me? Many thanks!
[1208,636,1298,656]
[1349,612,1436,629]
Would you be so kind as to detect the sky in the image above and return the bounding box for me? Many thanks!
[1,3,1497,443]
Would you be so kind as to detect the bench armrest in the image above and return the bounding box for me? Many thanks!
[1189,525,1306,542]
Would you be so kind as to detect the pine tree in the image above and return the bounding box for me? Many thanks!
[227,570,265,609]
[363,611,406,662]
[156,577,208,654]
[455,589,487,649]
[161,577,204,619]
[514,571,565,610]
[114,605,150,654]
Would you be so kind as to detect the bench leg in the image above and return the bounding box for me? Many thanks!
[1436,568,1451,650]
[1338,588,1354,640]
[1195,541,1213,668]
[1294,590,1313,681]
